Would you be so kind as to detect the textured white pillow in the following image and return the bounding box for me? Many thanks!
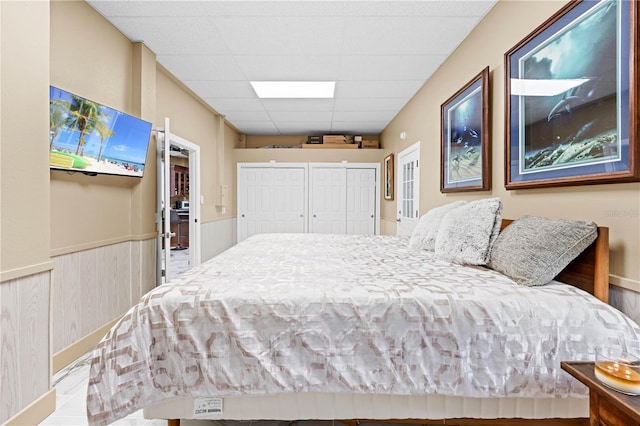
[408,201,468,250]
[434,197,502,265]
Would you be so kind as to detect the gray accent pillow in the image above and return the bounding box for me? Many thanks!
[488,215,598,287]
[434,197,502,265]
[408,201,468,251]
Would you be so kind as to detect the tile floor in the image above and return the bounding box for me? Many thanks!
[167,246,191,281]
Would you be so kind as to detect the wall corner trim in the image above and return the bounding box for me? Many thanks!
[0,261,54,284]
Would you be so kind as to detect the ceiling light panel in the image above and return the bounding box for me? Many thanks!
[251,81,335,99]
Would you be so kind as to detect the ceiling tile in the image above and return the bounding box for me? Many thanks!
[273,122,334,135]
[213,16,345,55]
[339,55,445,81]
[158,55,245,81]
[333,98,409,111]
[224,111,272,122]
[343,16,480,55]
[190,82,257,99]
[261,99,335,112]
[209,98,265,113]
[335,81,426,98]
[235,55,341,81]
[109,17,229,54]
[269,111,334,122]
[88,1,208,18]
[332,110,398,122]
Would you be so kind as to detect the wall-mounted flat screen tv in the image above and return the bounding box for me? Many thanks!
[49,86,153,177]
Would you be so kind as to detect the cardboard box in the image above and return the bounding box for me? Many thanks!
[323,135,347,144]
[361,140,379,149]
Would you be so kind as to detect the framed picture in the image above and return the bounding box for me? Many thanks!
[440,67,490,192]
[384,153,394,200]
[505,0,639,189]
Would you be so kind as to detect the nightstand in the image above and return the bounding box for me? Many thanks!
[562,361,640,426]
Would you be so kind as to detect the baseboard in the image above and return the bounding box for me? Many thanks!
[52,316,121,373]
[2,388,56,426]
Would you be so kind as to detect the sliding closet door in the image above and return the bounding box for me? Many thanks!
[310,167,347,234]
[346,168,376,235]
[273,168,306,233]
[237,163,307,242]
[237,167,275,242]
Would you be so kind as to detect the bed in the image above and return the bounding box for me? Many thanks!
[86,205,640,426]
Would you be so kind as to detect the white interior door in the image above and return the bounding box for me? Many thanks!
[156,117,201,286]
[346,168,376,235]
[310,167,347,234]
[397,142,421,236]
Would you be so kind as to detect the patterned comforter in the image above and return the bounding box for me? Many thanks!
[86,233,640,425]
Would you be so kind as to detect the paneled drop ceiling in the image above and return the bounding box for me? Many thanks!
[86,1,497,136]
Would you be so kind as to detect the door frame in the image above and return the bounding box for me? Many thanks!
[156,117,201,286]
[396,141,421,236]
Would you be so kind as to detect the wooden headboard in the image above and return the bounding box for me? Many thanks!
[500,219,610,303]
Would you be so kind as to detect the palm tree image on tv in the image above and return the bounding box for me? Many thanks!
[49,86,152,177]
[51,95,112,156]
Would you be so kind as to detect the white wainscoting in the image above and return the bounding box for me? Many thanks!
[201,217,237,263]
[610,285,640,326]
[51,238,156,355]
[0,271,51,424]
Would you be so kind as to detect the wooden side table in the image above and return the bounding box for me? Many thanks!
[562,361,640,426]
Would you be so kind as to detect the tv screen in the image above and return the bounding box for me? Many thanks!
[49,86,153,177]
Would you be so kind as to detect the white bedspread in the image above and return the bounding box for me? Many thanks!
[86,233,640,425]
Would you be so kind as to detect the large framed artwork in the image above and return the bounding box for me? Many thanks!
[441,67,490,192]
[505,0,638,189]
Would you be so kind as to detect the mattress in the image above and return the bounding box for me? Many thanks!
[87,233,640,425]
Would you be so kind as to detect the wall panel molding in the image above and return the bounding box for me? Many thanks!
[0,261,54,284]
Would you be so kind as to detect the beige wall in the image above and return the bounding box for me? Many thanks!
[0,1,54,424]
[50,1,157,253]
[1,1,51,274]
[380,0,640,292]
[156,68,239,222]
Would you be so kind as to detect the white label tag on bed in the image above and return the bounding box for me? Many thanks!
[193,397,223,417]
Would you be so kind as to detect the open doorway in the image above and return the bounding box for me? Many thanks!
[156,117,201,286]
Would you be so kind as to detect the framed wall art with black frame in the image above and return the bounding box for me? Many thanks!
[440,67,490,192]
[504,0,638,189]
[384,153,394,200]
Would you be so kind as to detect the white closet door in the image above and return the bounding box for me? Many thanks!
[273,168,306,233]
[310,167,347,234]
[237,167,275,242]
[346,168,376,235]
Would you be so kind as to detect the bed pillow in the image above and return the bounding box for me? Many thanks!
[434,197,502,265]
[408,201,468,250]
[488,215,597,287]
